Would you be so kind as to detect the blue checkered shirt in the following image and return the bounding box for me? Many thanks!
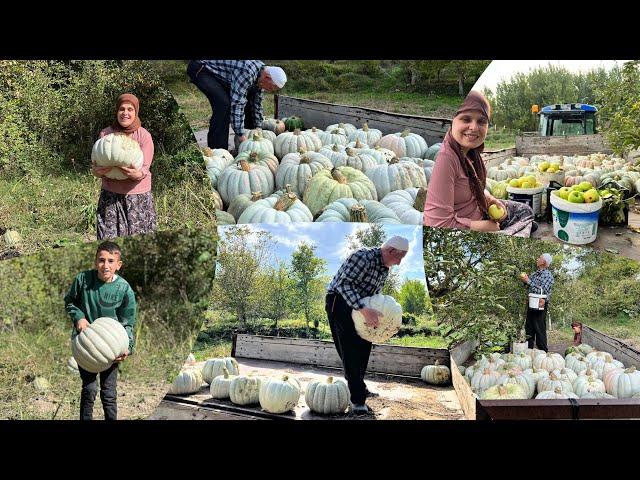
[327,248,389,310]
[199,60,265,136]
[525,268,554,299]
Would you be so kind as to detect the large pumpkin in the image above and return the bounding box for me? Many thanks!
[237,132,275,157]
[326,122,357,137]
[537,372,573,394]
[71,317,129,373]
[351,294,402,343]
[533,352,565,372]
[604,367,640,398]
[261,118,286,135]
[380,187,427,225]
[471,368,501,393]
[203,147,235,189]
[276,151,333,197]
[169,369,203,395]
[365,158,428,199]
[535,387,578,399]
[349,123,382,146]
[480,384,528,400]
[550,368,578,384]
[210,367,237,399]
[202,357,239,384]
[488,165,519,182]
[303,167,378,216]
[237,186,313,224]
[317,128,348,147]
[332,147,386,173]
[235,150,279,176]
[215,210,236,225]
[246,128,277,143]
[228,191,264,221]
[315,199,402,224]
[319,144,348,165]
[305,376,349,415]
[421,360,451,385]
[217,159,275,205]
[274,129,322,159]
[259,375,301,414]
[424,143,441,161]
[91,133,144,180]
[497,371,535,398]
[376,129,428,158]
[229,375,263,405]
[572,376,606,397]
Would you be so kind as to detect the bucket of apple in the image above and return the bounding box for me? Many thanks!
[506,175,545,217]
[536,160,565,188]
[549,181,603,245]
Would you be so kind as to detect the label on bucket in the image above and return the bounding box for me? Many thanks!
[552,206,599,244]
[509,191,542,216]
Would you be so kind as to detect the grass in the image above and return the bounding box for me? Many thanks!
[484,127,517,151]
[548,312,640,350]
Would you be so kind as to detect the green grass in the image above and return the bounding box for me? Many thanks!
[484,128,517,151]
[549,312,640,350]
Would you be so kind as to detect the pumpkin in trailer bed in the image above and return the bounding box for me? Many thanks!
[259,375,302,414]
[283,116,305,132]
[331,147,386,173]
[235,150,279,176]
[325,122,357,138]
[319,143,348,165]
[604,367,640,398]
[537,372,573,394]
[315,199,402,224]
[345,138,370,150]
[533,352,565,372]
[497,371,535,398]
[262,118,286,135]
[169,369,203,395]
[227,191,264,221]
[470,368,501,393]
[349,123,383,147]
[216,158,275,205]
[303,167,378,216]
[581,391,616,399]
[210,367,237,399]
[424,143,441,161]
[572,376,606,397]
[351,294,402,343]
[246,127,277,143]
[535,387,578,399]
[380,187,427,225]
[421,360,451,385]
[91,133,144,180]
[274,129,322,159]
[71,317,129,373]
[237,185,313,224]
[305,376,350,415]
[376,129,428,158]
[365,158,428,200]
[479,383,528,400]
[550,368,578,384]
[315,128,348,147]
[229,375,263,405]
[202,357,239,384]
[237,132,275,157]
[275,150,333,197]
[215,209,236,225]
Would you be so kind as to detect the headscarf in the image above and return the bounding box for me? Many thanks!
[444,91,492,216]
[112,93,142,134]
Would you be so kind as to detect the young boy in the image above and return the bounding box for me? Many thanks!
[64,240,137,420]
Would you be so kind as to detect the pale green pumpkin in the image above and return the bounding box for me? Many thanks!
[215,209,236,225]
[421,360,451,385]
[210,367,237,399]
[317,128,348,146]
[497,371,535,398]
[238,186,313,224]
[303,167,378,216]
[227,191,264,221]
[315,198,401,224]
[376,129,428,158]
[424,143,441,160]
[229,375,263,405]
[202,357,239,385]
[259,375,302,414]
[274,129,322,159]
[305,376,350,415]
[235,150,279,175]
[380,187,427,225]
[217,159,275,205]
[246,127,277,143]
[261,118,285,135]
[365,158,428,199]
[91,133,144,180]
[169,369,203,395]
[325,122,357,137]
[535,386,578,399]
[345,138,371,150]
[332,147,386,173]
[349,123,382,146]
[319,144,348,165]
[480,383,528,400]
[238,132,275,157]
[275,151,333,196]
[72,317,129,374]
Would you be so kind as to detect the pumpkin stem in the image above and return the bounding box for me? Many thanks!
[274,189,298,211]
[299,154,312,165]
[498,386,507,395]
[239,159,251,172]
[250,191,263,201]
[222,367,229,379]
[349,204,368,223]
[331,168,348,184]
[331,129,340,135]
[389,157,400,165]
[203,147,213,156]
[355,139,365,148]
[345,148,356,157]
[252,133,261,141]
[293,128,301,135]
[363,123,369,131]
[297,147,308,155]
[401,129,411,137]
[285,184,293,194]
[554,387,562,394]
[327,376,334,384]
[413,187,427,212]
[332,144,340,151]
[282,375,289,381]
[434,360,440,366]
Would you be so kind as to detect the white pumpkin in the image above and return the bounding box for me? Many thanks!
[471,368,501,393]
[421,360,451,385]
[319,143,348,165]
[349,123,382,146]
[217,159,275,205]
[274,129,322,159]
[67,356,79,373]
[91,133,143,180]
[581,391,616,399]
[572,376,606,397]
[604,367,640,398]
[480,383,528,400]
[210,367,237,399]
[365,158,428,199]
[169,369,203,395]
[590,357,624,379]
[275,151,333,197]
[246,128,277,143]
[476,356,506,372]
[351,294,402,343]
[586,351,614,365]
[71,317,129,373]
[229,375,263,405]
[497,371,535,398]
[305,376,349,415]
[538,372,573,394]
[536,387,578,399]
[235,150,279,176]
[238,186,314,224]
[376,129,428,158]
[238,132,275,157]
[550,368,578,384]
[380,187,427,225]
[259,375,302,413]
[317,128,348,147]
[202,357,239,384]
[566,354,589,374]
[533,352,565,372]
[524,367,549,384]
[325,122,356,137]
[227,191,264,221]
[315,198,401,224]
[331,147,386,173]
[513,352,533,370]
[204,148,235,189]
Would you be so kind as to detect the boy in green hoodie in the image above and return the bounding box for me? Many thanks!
[64,241,137,420]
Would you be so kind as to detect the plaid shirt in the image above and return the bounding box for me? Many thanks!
[525,268,554,299]
[327,248,389,310]
[199,60,265,136]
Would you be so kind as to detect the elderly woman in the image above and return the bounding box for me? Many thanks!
[423,91,534,236]
[92,93,157,240]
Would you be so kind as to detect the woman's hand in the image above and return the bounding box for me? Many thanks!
[119,166,144,181]
[470,219,500,232]
[75,318,90,333]
[114,350,129,362]
[92,166,112,178]
[485,194,508,222]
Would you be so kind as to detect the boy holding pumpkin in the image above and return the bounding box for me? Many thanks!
[64,241,137,420]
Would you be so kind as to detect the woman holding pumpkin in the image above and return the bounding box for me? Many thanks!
[92,93,157,240]
[423,91,535,236]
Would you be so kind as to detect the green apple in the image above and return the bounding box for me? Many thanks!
[509,178,522,188]
[488,204,505,221]
[524,175,537,185]
[568,190,585,203]
[577,181,593,192]
[538,161,550,172]
[547,164,559,173]
[583,189,600,203]
[520,181,534,189]
[557,187,572,200]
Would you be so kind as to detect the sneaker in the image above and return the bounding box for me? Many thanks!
[349,402,369,415]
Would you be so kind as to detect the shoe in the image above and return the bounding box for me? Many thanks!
[349,402,369,415]
[531,221,539,234]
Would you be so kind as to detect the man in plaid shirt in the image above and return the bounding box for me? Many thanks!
[187,60,287,150]
[326,236,409,415]
[519,253,555,351]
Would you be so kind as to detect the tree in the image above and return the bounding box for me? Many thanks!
[397,280,428,315]
[290,242,327,330]
[259,261,295,329]
[346,223,386,252]
[212,226,274,327]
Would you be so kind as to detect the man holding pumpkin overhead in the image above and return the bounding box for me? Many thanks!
[326,236,409,415]
[187,60,287,151]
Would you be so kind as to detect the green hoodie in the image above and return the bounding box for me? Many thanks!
[64,269,137,353]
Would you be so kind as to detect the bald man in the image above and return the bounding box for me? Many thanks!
[519,253,555,352]
[325,236,409,415]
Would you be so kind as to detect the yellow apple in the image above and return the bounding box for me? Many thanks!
[583,189,600,203]
[488,204,505,221]
[509,178,522,188]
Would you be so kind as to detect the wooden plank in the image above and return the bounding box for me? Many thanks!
[483,148,518,168]
[233,334,449,377]
[515,134,612,156]
[450,340,479,420]
[582,325,640,369]
[148,399,264,420]
[276,95,452,145]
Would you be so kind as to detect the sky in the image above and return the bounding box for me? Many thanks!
[473,60,628,93]
[218,223,426,286]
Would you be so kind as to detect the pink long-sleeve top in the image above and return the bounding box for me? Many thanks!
[99,126,154,195]
[423,141,484,229]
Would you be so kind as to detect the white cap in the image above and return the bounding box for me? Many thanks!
[382,236,409,252]
[265,66,287,88]
[541,253,553,266]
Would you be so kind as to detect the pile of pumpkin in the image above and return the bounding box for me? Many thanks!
[486,153,640,200]
[206,117,442,226]
[168,356,352,415]
[460,344,640,400]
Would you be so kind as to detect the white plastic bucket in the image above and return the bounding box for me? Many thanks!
[512,341,528,354]
[528,292,547,310]
[549,192,602,245]
[506,185,545,216]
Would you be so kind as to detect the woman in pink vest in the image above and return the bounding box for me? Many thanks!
[423,91,534,237]
[92,93,157,240]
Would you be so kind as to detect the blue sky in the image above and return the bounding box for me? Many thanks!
[218,223,426,286]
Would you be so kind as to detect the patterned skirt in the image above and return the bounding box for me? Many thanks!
[497,200,535,238]
[96,189,158,240]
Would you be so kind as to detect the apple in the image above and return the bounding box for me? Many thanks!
[583,189,600,203]
[568,190,585,203]
[488,204,505,221]
[509,178,522,188]
[520,181,534,189]
[524,175,537,185]
[577,181,593,192]
[557,187,572,200]
[538,161,550,172]
[548,165,559,173]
